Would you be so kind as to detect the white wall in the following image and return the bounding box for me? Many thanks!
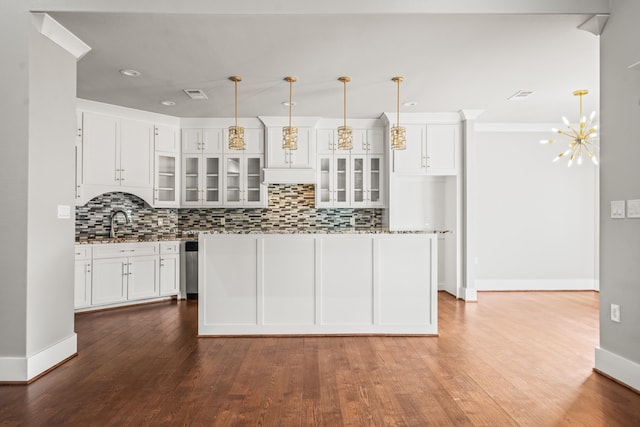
[473,127,598,290]
[596,0,640,391]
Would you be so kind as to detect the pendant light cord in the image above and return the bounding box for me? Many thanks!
[396,78,400,128]
[289,80,293,128]
[343,80,347,128]
[234,80,239,128]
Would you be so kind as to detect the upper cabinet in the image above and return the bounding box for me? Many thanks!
[80,111,154,204]
[392,123,460,176]
[259,116,320,184]
[76,100,181,206]
[179,119,266,208]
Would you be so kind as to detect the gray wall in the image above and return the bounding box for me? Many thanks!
[0,0,30,358]
[0,1,77,378]
[599,0,640,363]
[26,21,77,355]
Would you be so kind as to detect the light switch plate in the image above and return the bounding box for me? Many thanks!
[610,200,625,219]
[627,199,640,218]
[57,205,71,219]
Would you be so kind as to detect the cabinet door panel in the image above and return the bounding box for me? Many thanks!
[317,129,335,154]
[92,257,127,305]
[316,156,333,207]
[426,124,458,175]
[367,128,385,154]
[351,156,366,207]
[334,155,350,206]
[82,112,119,186]
[266,127,289,168]
[204,156,222,205]
[182,155,201,205]
[154,153,178,207]
[392,124,425,174]
[159,254,179,296]
[128,255,159,300]
[203,128,223,153]
[289,127,314,168]
[154,125,178,152]
[182,129,202,153]
[244,156,264,205]
[224,156,242,205]
[121,119,153,188]
[74,260,92,308]
[368,155,384,207]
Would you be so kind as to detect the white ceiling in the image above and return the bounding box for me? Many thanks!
[49,7,601,122]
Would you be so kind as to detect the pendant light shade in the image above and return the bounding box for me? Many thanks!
[390,76,406,150]
[337,76,353,150]
[282,76,298,150]
[540,89,599,166]
[228,76,245,150]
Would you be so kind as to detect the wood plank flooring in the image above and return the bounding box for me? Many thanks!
[1,291,639,426]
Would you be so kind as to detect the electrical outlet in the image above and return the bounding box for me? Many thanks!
[220,218,225,226]
[157,218,163,226]
[349,217,355,226]
[611,304,621,323]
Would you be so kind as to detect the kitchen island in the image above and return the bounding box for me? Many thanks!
[198,231,437,336]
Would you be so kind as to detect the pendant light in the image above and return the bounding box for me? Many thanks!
[228,76,245,150]
[540,89,599,166]
[337,76,353,150]
[390,76,407,150]
[282,76,298,150]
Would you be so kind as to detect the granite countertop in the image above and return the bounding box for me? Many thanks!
[76,228,450,244]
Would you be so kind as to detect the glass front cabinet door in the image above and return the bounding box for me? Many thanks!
[154,152,179,207]
[223,154,265,207]
[182,155,222,206]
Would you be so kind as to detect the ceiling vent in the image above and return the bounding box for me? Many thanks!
[508,90,535,100]
[183,89,208,100]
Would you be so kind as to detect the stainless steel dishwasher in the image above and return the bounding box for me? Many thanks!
[185,241,198,300]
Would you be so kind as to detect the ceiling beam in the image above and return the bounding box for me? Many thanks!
[29,0,611,15]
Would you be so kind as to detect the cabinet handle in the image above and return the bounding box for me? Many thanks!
[77,128,82,138]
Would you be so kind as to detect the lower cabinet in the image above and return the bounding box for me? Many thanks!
[74,246,92,308]
[75,241,180,310]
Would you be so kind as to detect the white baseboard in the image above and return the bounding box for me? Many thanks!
[458,287,477,301]
[476,279,597,291]
[0,333,77,382]
[595,347,640,392]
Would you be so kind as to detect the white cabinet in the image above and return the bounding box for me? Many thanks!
[181,155,222,206]
[182,128,223,154]
[92,257,128,305]
[223,127,264,154]
[159,242,180,296]
[91,242,160,307]
[80,112,154,203]
[223,154,266,207]
[316,155,350,208]
[127,255,160,300]
[154,151,179,208]
[74,245,92,309]
[351,155,384,208]
[265,126,314,169]
[350,128,385,155]
[154,125,179,152]
[425,124,458,175]
[74,112,84,205]
[392,123,459,176]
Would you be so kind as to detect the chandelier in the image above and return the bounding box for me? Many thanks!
[282,76,298,150]
[337,76,353,150]
[390,76,406,150]
[228,76,245,150]
[541,89,599,166]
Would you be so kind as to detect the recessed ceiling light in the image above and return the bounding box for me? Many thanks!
[403,101,418,107]
[508,90,535,100]
[119,69,141,77]
[282,101,297,107]
[160,101,176,106]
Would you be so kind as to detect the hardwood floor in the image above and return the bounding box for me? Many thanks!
[1,291,639,426]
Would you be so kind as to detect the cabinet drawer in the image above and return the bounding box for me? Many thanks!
[93,242,159,258]
[74,245,92,260]
[160,241,180,254]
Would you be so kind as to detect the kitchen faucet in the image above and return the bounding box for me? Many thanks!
[110,209,131,239]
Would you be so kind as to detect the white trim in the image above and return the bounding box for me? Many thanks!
[77,99,181,127]
[28,0,611,15]
[595,347,640,392]
[476,279,597,291]
[459,109,485,121]
[475,122,559,133]
[258,116,321,128]
[380,112,461,125]
[0,334,77,382]
[458,287,477,301]
[31,13,91,60]
[181,117,264,128]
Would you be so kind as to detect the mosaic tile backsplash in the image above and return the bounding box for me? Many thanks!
[75,185,382,241]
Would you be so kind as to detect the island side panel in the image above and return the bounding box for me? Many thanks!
[319,236,374,325]
[261,236,316,325]
[376,234,437,334]
[199,236,258,333]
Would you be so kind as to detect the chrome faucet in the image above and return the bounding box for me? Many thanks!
[110,209,131,239]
